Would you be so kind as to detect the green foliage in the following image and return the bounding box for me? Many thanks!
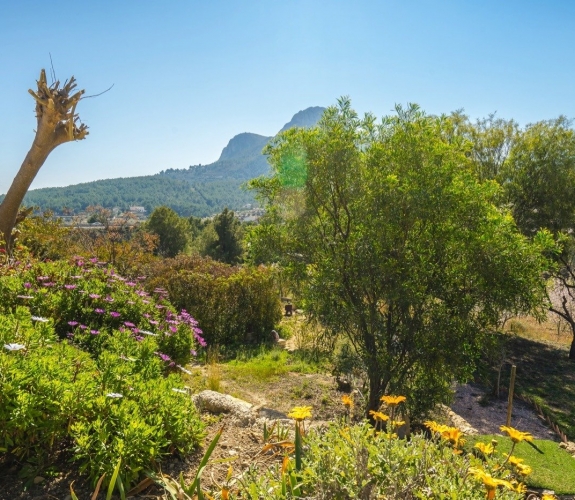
[0,258,203,365]
[0,307,204,489]
[9,176,257,218]
[239,421,523,499]
[145,255,282,346]
[146,206,190,257]
[500,117,575,236]
[201,208,243,264]
[252,98,554,418]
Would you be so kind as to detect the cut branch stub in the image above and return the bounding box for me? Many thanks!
[0,69,89,251]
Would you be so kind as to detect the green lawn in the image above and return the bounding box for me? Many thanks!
[468,435,575,494]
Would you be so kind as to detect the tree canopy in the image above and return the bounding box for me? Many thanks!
[250,99,554,417]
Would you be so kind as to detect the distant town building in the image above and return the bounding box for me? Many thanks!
[129,206,146,213]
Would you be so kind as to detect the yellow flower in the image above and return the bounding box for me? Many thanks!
[515,463,532,476]
[474,442,495,455]
[468,467,513,500]
[341,394,354,409]
[541,495,557,500]
[506,454,524,466]
[369,410,389,422]
[511,481,527,494]
[499,425,533,443]
[288,406,312,421]
[391,420,406,428]
[441,427,465,447]
[380,395,406,406]
[424,420,449,434]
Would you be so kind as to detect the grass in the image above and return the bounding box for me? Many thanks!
[223,347,325,383]
[468,435,575,495]
[491,334,575,440]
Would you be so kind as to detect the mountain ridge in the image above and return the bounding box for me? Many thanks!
[10,106,326,216]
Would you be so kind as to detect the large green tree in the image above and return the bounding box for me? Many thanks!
[146,206,189,257]
[201,208,243,264]
[251,99,553,417]
[498,117,575,358]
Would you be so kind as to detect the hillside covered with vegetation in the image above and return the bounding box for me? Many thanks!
[8,107,326,217]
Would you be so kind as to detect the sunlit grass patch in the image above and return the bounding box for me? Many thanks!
[468,435,575,495]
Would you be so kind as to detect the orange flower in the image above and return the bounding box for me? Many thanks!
[341,394,354,409]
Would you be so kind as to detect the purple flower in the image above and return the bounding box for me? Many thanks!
[104,296,115,303]
[142,300,150,304]
[190,349,197,356]
[126,281,136,287]
[124,321,135,328]
[127,301,135,305]
[66,332,74,338]
[134,335,144,342]
[155,305,165,309]
[64,284,77,290]
[89,293,101,299]
[149,320,159,325]
[94,308,105,314]
[157,352,171,362]
[43,282,55,287]
[89,257,98,263]
[23,282,32,289]
[110,311,121,318]
[143,313,151,318]
[79,324,88,330]
[169,325,177,333]
[136,290,148,297]
[71,275,83,279]
[68,321,78,326]
[37,276,49,281]
[90,329,100,335]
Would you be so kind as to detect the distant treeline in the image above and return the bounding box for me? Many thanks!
[6,176,256,217]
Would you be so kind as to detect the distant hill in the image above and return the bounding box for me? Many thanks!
[11,106,326,217]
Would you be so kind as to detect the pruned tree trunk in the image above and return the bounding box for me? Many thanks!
[0,69,88,251]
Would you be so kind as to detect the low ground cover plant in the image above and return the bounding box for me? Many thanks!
[0,257,206,492]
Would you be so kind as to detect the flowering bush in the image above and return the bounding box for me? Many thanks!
[0,307,204,489]
[0,257,205,365]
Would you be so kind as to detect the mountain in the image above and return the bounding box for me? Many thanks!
[12,106,326,217]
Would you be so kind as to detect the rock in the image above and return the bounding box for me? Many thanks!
[33,476,45,484]
[559,441,575,456]
[193,390,255,427]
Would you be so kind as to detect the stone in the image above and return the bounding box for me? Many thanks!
[193,390,255,427]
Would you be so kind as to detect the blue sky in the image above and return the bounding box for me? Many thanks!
[1,0,573,191]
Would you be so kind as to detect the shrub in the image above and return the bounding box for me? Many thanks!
[0,307,204,489]
[0,257,205,365]
[144,255,282,346]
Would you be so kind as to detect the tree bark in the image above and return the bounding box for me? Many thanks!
[0,70,87,251]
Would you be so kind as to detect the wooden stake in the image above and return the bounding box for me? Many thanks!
[506,365,516,427]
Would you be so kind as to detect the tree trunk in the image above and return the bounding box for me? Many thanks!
[570,336,575,360]
[0,70,87,251]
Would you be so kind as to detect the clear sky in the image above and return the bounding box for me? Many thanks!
[1,0,573,192]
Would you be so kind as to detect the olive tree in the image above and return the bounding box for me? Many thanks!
[0,70,88,251]
[251,99,553,418]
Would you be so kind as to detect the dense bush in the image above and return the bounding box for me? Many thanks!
[0,307,204,489]
[144,255,282,346]
[0,257,205,365]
